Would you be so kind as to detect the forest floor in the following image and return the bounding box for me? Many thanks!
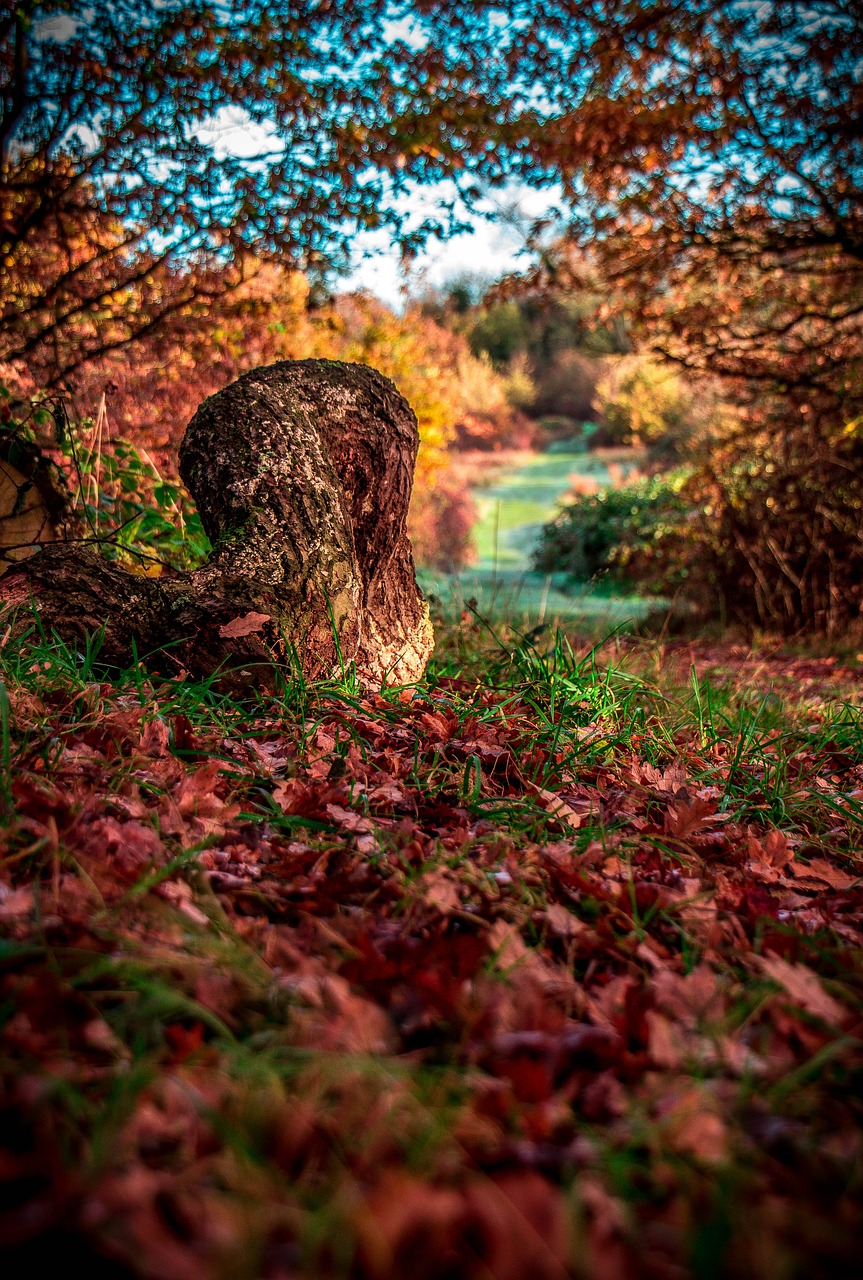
[1,620,862,1279]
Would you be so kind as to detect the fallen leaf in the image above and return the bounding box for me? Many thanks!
[787,857,857,890]
[665,797,717,839]
[660,1087,728,1165]
[529,785,586,830]
[218,610,271,638]
[641,757,689,795]
[758,954,847,1024]
[544,902,586,940]
[326,803,374,834]
[421,867,461,913]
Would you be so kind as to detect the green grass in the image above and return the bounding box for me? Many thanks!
[421,446,658,637]
[419,566,659,633]
[469,448,643,569]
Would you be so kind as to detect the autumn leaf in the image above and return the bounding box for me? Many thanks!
[218,611,271,639]
[527,784,587,830]
[757,954,847,1025]
[641,757,689,795]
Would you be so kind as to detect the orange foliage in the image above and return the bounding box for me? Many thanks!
[23,266,523,570]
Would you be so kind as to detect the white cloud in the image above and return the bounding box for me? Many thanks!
[35,13,81,42]
[344,181,560,308]
[193,105,285,161]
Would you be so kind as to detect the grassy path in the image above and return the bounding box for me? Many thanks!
[420,446,653,634]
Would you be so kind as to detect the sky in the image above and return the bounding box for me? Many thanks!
[343,183,560,309]
[200,105,560,308]
[34,10,559,314]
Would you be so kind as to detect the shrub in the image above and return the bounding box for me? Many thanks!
[536,427,863,636]
[0,387,209,573]
[591,357,699,459]
[531,350,606,422]
[533,472,693,593]
[685,429,863,635]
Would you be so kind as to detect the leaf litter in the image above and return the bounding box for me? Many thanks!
[0,629,862,1278]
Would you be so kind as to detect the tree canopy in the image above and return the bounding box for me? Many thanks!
[0,0,512,380]
[3,0,861,412]
[506,0,863,422]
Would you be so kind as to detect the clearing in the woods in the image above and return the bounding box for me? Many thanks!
[1,620,861,1278]
[421,445,655,633]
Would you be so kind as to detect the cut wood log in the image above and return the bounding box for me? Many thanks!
[0,360,434,687]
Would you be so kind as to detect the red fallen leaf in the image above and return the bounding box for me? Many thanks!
[645,1010,686,1069]
[419,708,459,742]
[746,829,794,882]
[740,884,780,924]
[139,715,170,757]
[157,879,210,926]
[527,784,586,830]
[355,1170,569,1280]
[218,610,271,638]
[641,757,689,795]
[325,802,374,834]
[164,1021,205,1063]
[0,884,35,922]
[787,857,857,891]
[340,928,488,1017]
[174,761,239,828]
[543,902,586,940]
[172,713,199,756]
[81,816,163,878]
[368,779,411,809]
[665,797,717,839]
[419,867,462,914]
[657,1086,728,1166]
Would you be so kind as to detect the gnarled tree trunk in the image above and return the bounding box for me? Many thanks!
[0,360,434,687]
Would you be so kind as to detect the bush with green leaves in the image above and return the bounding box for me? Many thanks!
[533,471,694,593]
[0,386,209,573]
[536,424,863,636]
[72,436,210,572]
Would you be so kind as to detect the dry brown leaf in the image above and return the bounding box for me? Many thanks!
[660,1088,728,1165]
[529,784,586,830]
[544,902,586,940]
[665,797,717,839]
[326,803,374,834]
[788,857,857,891]
[217,610,271,638]
[758,953,847,1024]
[642,757,689,795]
[421,867,462,914]
[646,1010,685,1069]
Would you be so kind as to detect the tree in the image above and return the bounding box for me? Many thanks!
[0,0,512,383]
[501,1,863,633]
[501,0,862,423]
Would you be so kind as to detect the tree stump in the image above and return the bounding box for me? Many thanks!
[0,360,434,687]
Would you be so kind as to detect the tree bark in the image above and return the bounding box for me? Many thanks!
[0,360,434,687]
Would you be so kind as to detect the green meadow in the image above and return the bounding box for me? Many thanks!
[420,446,656,632]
